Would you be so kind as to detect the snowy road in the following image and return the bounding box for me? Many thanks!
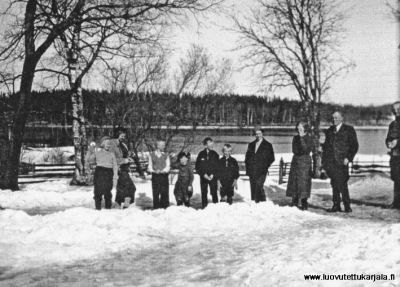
[0,174,400,286]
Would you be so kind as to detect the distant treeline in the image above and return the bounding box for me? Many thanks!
[0,89,393,127]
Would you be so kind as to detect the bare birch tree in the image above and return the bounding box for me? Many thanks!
[0,0,222,190]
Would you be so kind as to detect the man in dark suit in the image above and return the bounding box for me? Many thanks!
[195,137,220,208]
[322,111,358,213]
[245,128,275,203]
[385,102,400,209]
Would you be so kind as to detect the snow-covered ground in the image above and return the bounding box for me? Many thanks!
[0,155,399,286]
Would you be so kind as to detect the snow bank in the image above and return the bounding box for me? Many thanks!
[0,203,399,286]
[0,180,93,211]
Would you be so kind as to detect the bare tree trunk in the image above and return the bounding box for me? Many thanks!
[1,0,37,190]
[0,113,11,189]
[69,19,89,185]
[3,71,35,190]
[246,104,250,126]
[303,101,322,178]
[260,104,265,125]
[250,105,254,125]
[70,86,88,185]
[130,145,144,177]
[238,102,242,126]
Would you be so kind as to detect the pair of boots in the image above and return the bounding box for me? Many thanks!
[290,197,308,210]
[95,198,112,210]
[220,196,233,205]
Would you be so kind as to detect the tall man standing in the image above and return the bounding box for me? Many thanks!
[322,111,358,213]
[195,137,220,208]
[385,102,400,209]
[245,128,275,203]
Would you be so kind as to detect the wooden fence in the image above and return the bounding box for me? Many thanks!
[18,158,390,184]
[277,159,391,184]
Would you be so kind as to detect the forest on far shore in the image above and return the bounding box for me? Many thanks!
[0,90,392,128]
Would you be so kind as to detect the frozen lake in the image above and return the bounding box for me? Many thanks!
[171,127,389,156]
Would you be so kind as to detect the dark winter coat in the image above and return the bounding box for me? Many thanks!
[322,124,358,169]
[217,156,240,185]
[386,117,400,157]
[110,138,137,205]
[286,134,313,199]
[115,168,136,205]
[195,149,220,179]
[174,164,194,203]
[245,139,275,177]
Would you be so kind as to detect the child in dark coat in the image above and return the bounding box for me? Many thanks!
[174,152,194,207]
[217,144,239,205]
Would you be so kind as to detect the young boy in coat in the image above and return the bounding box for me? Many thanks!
[195,137,220,208]
[217,144,239,205]
[174,152,194,207]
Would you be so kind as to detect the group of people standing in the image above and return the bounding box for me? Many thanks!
[146,137,241,209]
[85,104,400,212]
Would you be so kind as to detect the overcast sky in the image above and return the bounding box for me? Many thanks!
[171,0,399,106]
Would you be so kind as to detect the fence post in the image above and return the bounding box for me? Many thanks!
[279,157,284,185]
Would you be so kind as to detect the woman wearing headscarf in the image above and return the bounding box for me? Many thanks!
[110,127,137,209]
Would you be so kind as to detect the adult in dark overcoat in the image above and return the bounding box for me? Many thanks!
[286,122,313,210]
[385,102,400,209]
[195,137,220,208]
[322,111,358,213]
[245,128,275,203]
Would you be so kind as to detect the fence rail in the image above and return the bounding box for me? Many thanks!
[19,160,149,178]
[18,158,390,184]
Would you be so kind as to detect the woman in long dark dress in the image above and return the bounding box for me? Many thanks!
[110,128,136,209]
[286,122,314,210]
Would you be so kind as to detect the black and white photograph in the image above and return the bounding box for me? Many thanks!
[0,0,399,286]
